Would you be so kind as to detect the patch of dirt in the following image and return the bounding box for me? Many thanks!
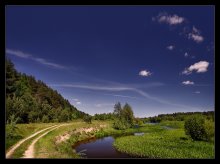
[54,124,107,145]
[22,124,68,158]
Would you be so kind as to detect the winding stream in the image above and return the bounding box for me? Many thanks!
[73,136,132,158]
[73,125,174,158]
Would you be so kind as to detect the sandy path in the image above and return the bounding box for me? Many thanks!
[6,125,59,158]
[22,124,67,158]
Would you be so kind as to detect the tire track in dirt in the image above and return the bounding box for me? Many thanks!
[6,125,59,158]
[22,124,68,158]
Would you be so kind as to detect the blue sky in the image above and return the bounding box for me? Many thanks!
[5,6,214,117]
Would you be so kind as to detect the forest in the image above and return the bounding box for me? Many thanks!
[6,58,86,124]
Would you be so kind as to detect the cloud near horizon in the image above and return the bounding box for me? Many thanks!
[72,98,81,105]
[50,83,199,111]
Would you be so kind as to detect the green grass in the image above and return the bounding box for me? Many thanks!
[159,120,185,129]
[35,120,110,158]
[113,122,214,158]
[6,120,214,159]
[6,122,57,151]
[11,136,36,158]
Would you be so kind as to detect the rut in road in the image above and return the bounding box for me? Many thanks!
[6,125,59,158]
[22,124,67,158]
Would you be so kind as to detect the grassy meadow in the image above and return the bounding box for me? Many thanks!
[6,119,214,159]
[113,121,214,158]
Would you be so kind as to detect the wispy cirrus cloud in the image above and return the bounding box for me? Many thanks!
[152,12,185,25]
[51,83,199,110]
[6,49,31,58]
[6,48,66,69]
[95,103,115,108]
[35,58,66,69]
[72,98,81,105]
[103,93,138,99]
[51,84,132,91]
[182,61,209,75]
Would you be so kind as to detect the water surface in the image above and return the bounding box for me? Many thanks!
[73,136,132,158]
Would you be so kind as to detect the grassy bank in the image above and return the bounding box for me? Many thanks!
[113,121,214,158]
[35,120,110,158]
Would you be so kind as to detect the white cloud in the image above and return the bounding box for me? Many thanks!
[103,93,138,99]
[184,52,189,57]
[188,26,204,43]
[73,98,81,105]
[188,34,204,43]
[167,45,175,50]
[182,61,209,75]
[6,48,66,69]
[153,12,185,25]
[52,84,132,91]
[6,49,31,58]
[51,83,199,111]
[76,101,81,105]
[95,103,114,108]
[194,91,200,94]
[139,70,152,77]
[35,58,66,69]
[192,26,200,33]
[182,69,192,75]
[182,81,194,85]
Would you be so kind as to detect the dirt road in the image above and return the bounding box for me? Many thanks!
[22,124,67,158]
[6,125,58,158]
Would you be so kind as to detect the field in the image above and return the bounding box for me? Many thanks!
[6,120,214,159]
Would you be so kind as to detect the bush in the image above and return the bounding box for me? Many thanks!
[204,119,214,142]
[113,118,130,130]
[6,114,22,149]
[83,115,92,124]
[42,115,49,123]
[184,115,214,141]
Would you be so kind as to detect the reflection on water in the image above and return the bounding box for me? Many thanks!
[73,136,132,158]
[134,132,145,136]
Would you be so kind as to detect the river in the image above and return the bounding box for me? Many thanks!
[73,136,132,158]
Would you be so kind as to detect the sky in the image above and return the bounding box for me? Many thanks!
[5,6,214,117]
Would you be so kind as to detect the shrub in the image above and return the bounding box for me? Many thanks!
[204,119,214,142]
[83,115,92,124]
[42,115,49,123]
[184,115,214,141]
[113,118,130,130]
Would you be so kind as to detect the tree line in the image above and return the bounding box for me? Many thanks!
[143,111,214,123]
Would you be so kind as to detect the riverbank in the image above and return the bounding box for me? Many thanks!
[6,120,214,158]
